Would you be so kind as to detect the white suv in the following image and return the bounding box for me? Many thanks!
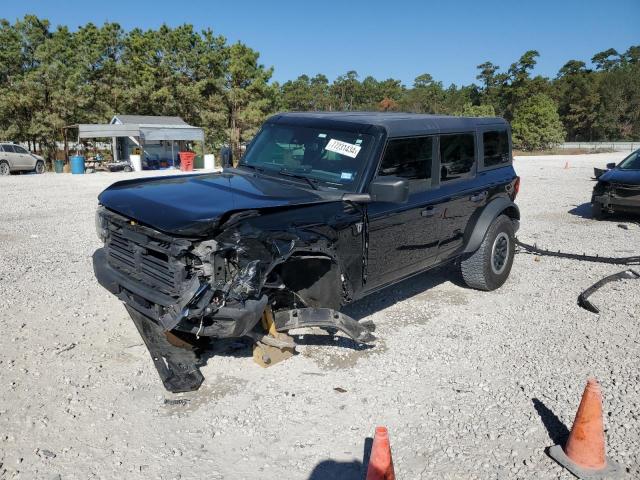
[0,143,46,175]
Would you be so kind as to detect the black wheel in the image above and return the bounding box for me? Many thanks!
[123,165,133,172]
[591,202,606,220]
[34,161,45,174]
[461,214,515,291]
[0,161,10,176]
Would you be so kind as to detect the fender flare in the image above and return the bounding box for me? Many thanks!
[463,197,520,254]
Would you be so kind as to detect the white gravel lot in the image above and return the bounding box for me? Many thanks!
[1,152,639,480]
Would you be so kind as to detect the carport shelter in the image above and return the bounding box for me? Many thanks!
[76,115,205,167]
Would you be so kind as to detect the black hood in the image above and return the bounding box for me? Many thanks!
[98,169,342,236]
[599,168,640,185]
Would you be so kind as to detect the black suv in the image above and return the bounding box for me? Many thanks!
[93,112,520,391]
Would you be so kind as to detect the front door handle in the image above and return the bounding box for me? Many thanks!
[421,206,438,217]
[470,191,487,202]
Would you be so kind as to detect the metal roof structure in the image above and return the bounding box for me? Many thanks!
[268,112,509,138]
[76,115,204,142]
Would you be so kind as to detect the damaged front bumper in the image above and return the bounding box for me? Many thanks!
[93,206,375,392]
[93,248,268,337]
[593,184,640,213]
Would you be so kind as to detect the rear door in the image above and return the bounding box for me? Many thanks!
[366,135,443,290]
[1,144,20,169]
[436,132,484,259]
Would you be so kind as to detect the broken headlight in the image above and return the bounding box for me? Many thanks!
[95,208,109,243]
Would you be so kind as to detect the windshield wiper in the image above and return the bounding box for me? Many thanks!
[278,169,319,190]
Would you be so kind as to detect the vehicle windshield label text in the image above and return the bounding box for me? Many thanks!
[325,139,361,158]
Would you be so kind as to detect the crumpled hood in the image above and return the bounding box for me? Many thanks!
[599,168,640,185]
[98,169,341,236]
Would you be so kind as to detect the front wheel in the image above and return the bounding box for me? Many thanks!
[460,214,515,291]
[591,201,606,220]
[34,161,45,174]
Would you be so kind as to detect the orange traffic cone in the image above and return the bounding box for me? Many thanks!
[549,378,621,478]
[366,426,396,480]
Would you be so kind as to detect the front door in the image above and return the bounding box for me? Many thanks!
[13,145,35,169]
[365,135,441,290]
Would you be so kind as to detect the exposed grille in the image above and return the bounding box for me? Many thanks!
[106,223,188,296]
[612,183,640,198]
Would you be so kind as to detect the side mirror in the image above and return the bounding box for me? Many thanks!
[369,176,409,203]
[606,162,616,169]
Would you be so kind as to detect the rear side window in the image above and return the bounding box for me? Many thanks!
[483,130,510,167]
[440,134,475,182]
[3,145,16,153]
[379,136,433,181]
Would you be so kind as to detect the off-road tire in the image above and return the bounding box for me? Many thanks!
[0,161,10,176]
[591,201,606,220]
[34,161,45,174]
[461,214,515,291]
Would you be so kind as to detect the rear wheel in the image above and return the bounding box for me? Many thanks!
[0,161,10,176]
[34,161,45,174]
[461,214,515,291]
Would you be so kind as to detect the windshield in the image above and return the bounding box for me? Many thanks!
[618,150,640,170]
[240,123,375,191]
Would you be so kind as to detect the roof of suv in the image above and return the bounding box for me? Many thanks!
[269,112,508,137]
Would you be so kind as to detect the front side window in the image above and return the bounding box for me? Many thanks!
[14,146,28,154]
[378,136,433,181]
[241,123,375,191]
[483,130,510,167]
[618,150,640,170]
[440,134,475,182]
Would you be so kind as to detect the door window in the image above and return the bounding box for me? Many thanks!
[440,134,475,182]
[14,146,29,154]
[3,145,16,153]
[378,136,433,184]
[483,130,510,167]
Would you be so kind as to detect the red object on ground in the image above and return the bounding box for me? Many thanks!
[366,426,395,480]
[548,377,622,478]
[179,151,196,172]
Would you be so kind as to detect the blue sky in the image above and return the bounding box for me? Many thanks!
[3,0,639,86]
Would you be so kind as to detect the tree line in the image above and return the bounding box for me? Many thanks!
[0,15,638,163]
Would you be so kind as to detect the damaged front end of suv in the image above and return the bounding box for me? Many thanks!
[93,174,375,392]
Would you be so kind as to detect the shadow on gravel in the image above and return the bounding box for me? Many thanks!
[568,202,593,219]
[307,437,372,480]
[532,398,570,444]
[343,264,459,321]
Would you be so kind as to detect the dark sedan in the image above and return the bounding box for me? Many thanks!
[592,149,640,219]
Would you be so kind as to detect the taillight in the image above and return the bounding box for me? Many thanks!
[512,176,520,200]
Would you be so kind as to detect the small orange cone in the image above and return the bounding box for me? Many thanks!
[366,426,395,480]
[549,378,621,478]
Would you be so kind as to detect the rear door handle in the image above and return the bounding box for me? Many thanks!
[421,206,438,217]
[470,191,487,202]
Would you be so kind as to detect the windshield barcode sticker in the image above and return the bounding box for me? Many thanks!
[325,139,361,158]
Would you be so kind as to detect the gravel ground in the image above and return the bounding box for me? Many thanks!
[1,152,639,480]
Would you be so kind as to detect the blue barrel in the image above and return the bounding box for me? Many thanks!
[70,155,85,174]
